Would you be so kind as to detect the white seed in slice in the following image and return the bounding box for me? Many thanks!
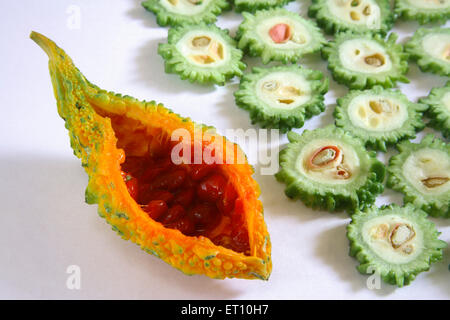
[421,177,449,188]
[390,224,415,249]
[364,53,385,67]
[192,36,211,47]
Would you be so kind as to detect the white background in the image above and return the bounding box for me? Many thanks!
[0,0,448,299]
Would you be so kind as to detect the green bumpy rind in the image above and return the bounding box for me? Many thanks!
[394,0,450,25]
[158,23,246,85]
[387,135,450,218]
[347,203,447,287]
[141,0,230,27]
[275,126,385,213]
[236,8,326,64]
[308,0,394,35]
[234,0,295,13]
[322,32,409,89]
[405,27,450,77]
[234,66,329,133]
[420,81,450,139]
[334,86,427,152]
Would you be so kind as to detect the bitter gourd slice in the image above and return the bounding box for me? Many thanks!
[334,86,427,151]
[394,0,450,25]
[234,0,295,13]
[387,135,450,218]
[31,31,272,280]
[275,126,385,213]
[158,23,246,85]
[347,204,446,287]
[236,8,326,64]
[322,32,409,89]
[308,0,394,35]
[405,27,450,77]
[234,65,329,133]
[420,81,450,139]
[141,0,230,27]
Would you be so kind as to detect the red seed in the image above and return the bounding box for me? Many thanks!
[161,205,186,224]
[142,200,168,220]
[269,23,291,44]
[189,164,216,181]
[140,189,174,205]
[231,228,250,253]
[197,173,227,202]
[125,177,139,200]
[175,218,195,235]
[189,203,218,226]
[173,188,195,207]
[151,169,187,191]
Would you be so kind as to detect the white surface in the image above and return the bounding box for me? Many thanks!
[0,0,449,300]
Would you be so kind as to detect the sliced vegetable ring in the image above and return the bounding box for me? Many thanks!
[420,81,450,139]
[405,27,450,77]
[141,0,230,27]
[322,32,409,89]
[347,204,447,287]
[308,0,394,35]
[334,86,427,151]
[158,23,246,85]
[234,66,329,133]
[236,8,326,64]
[387,135,450,218]
[394,0,450,25]
[234,0,295,13]
[275,126,385,213]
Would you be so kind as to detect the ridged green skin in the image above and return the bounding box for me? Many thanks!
[387,135,450,218]
[322,32,409,89]
[141,0,230,27]
[420,82,450,139]
[236,8,326,64]
[275,126,385,214]
[158,23,246,85]
[394,0,450,25]
[347,204,447,287]
[234,66,329,133]
[405,27,450,77]
[234,0,295,13]
[308,0,394,35]
[334,86,427,152]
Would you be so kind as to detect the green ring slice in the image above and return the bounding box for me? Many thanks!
[394,0,450,25]
[234,0,295,13]
[420,81,450,139]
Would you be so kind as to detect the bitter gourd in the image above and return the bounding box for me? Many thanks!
[275,126,385,213]
[234,65,329,133]
[234,0,295,13]
[334,86,427,151]
[308,0,394,35]
[405,27,450,77]
[387,135,450,218]
[347,204,446,287]
[420,81,450,139]
[158,23,246,85]
[31,31,272,280]
[236,8,326,64]
[322,32,409,89]
[394,0,450,25]
[141,0,230,27]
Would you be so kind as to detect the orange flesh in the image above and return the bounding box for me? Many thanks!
[105,113,251,255]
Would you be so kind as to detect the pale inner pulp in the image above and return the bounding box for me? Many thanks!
[161,0,213,15]
[327,0,382,30]
[339,39,392,74]
[257,17,312,49]
[422,33,450,63]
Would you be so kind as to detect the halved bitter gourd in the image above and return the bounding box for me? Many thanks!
[387,134,450,218]
[234,65,329,133]
[236,8,326,64]
[394,0,450,25]
[347,204,447,287]
[334,86,427,151]
[322,32,409,89]
[275,126,385,213]
[158,23,246,85]
[234,0,295,13]
[141,0,230,27]
[420,81,450,139]
[405,27,450,77]
[31,31,271,280]
[308,0,394,35]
